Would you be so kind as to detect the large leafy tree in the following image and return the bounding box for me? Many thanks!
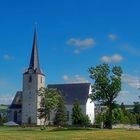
[89,63,122,129]
[38,87,61,128]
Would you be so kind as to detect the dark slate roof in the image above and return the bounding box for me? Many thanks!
[24,28,44,75]
[48,83,91,105]
[9,91,22,109]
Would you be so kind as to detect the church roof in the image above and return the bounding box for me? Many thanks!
[9,91,22,109]
[48,83,91,105]
[9,83,91,110]
[24,28,43,75]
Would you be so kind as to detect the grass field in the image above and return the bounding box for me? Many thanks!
[0,127,139,140]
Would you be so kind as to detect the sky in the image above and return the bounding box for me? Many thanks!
[0,0,140,105]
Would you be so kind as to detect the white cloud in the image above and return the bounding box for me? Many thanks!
[101,54,123,63]
[62,74,89,83]
[108,34,118,41]
[3,54,14,60]
[66,38,96,53]
[122,74,140,89]
[67,38,95,47]
[63,75,69,81]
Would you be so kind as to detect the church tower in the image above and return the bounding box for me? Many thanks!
[22,29,45,125]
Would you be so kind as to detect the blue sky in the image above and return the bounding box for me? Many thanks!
[0,0,140,104]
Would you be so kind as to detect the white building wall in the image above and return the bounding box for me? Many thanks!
[86,85,95,124]
[86,99,95,124]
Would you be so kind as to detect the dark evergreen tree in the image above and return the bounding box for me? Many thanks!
[71,100,91,126]
[54,96,67,126]
[81,115,91,126]
[133,102,140,114]
[120,102,128,116]
[71,100,83,126]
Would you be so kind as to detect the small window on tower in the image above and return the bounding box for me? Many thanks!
[29,75,32,83]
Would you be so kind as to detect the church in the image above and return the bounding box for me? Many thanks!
[8,29,95,125]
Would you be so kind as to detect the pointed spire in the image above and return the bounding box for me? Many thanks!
[28,27,41,73]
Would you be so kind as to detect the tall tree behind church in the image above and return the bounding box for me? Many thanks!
[89,63,122,129]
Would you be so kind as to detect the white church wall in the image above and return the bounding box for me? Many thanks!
[86,99,95,124]
[86,85,95,124]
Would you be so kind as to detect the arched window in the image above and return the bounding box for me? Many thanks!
[29,75,32,83]
[28,117,31,124]
[14,111,17,123]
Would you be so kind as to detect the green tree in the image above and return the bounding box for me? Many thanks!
[129,113,137,124]
[112,108,124,124]
[89,63,122,129]
[133,102,140,114]
[133,101,140,126]
[120,102,125,113]
[38,87,61,128]
[136,114,140,126]
[71,100,91,126]
[95,112,106,126]
[54,96,67,126]
[122,116,130,124]
[81,115,91,127]
[120,102,130,116]
[71,100,83,126]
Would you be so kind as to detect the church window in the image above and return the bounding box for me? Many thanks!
[28,117,31,124]
[18,99,21,103]
[14,111,17,123]
[29,75,32,83]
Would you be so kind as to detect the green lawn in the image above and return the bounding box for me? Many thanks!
[0,127,139,140]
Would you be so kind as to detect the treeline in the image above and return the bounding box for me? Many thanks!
[95,102,140,126]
